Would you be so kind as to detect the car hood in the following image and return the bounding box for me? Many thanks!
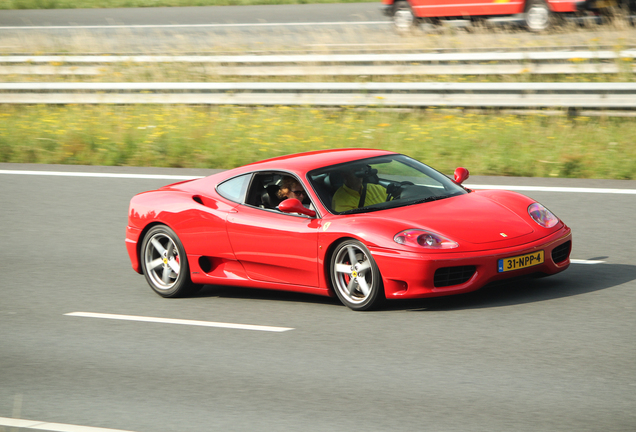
[380,191,535,244]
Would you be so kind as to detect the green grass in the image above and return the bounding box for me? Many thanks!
[2,0,365,9]
[1,104,634,179]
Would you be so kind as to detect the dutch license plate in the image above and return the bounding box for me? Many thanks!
[498,250,544,273]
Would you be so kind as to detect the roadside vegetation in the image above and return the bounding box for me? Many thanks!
[1,104,634,179]
[2,2,635,180]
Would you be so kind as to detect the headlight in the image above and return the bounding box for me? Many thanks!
[528,203,559,228]
[394,229,458,249]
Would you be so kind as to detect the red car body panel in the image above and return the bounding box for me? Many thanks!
[126,149,571,301]
[381,0,579,17]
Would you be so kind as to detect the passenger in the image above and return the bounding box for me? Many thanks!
[332,170,386,212]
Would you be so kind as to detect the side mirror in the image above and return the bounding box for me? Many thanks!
[279,198,316,217]
[453,167,470,185]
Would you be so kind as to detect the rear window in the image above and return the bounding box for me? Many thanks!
[216,174,251,203]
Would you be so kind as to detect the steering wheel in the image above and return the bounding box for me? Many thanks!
[386,181,414,201]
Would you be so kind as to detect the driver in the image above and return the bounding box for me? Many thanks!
[332,170,386,212]
[278,176,308,203]
[277,176,314,212]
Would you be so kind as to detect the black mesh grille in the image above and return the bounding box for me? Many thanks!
[551,241,571,264]
[434,266,477,288]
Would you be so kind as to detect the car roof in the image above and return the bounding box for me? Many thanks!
[240,148,398,174]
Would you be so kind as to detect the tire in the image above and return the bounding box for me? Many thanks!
[330,239,384,311]
[393,1,417,34]
[524,0,553,32]
[141,225,197,298]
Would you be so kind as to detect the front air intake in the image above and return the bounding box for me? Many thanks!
[551,241,571,264]
[434,266,476,288]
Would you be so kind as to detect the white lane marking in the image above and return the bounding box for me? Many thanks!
[65,312,294,332]
[2,170,635,194]
[571,259,605,264]
[0,416,136,432]
[0,21,389,30]
[468,184,636,194]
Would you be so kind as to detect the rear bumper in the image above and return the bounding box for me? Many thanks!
[372,226,572,299]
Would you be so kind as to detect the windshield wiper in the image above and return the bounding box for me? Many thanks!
[338,206,385,215]
[407,194,455,205]
[338,194,457,215]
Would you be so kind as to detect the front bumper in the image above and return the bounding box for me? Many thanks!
[125,225,143,274]
[372,225,572,299]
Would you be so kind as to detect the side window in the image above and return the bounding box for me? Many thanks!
[245,172,315,214]
[245,172,286,210]
[216,174,251,203]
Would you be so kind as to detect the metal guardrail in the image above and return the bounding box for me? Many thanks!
[2,82,635,108]
[1,64,630,76]
[2,50,634,63]
[1,50,634,76]
[1,49,634,107]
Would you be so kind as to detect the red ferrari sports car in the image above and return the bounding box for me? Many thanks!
[126,149,571,311]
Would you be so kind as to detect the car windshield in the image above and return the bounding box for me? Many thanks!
[307,154,468,215]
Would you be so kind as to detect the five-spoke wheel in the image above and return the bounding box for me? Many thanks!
[330,240,383,311]
[141,225,196,297]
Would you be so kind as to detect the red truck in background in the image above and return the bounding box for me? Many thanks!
[380,0,635,32]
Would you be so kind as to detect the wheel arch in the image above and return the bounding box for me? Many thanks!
[322,235,387,297]
[392,0,418,33]
[136,221,176,275]
[524,0,556,32]
[323,236,356,295]
[324,237,386,310]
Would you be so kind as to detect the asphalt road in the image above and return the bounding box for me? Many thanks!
[0,3,385,26]
[0,3,391,52]
[1,163,635,432]
[1,3,634,52]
